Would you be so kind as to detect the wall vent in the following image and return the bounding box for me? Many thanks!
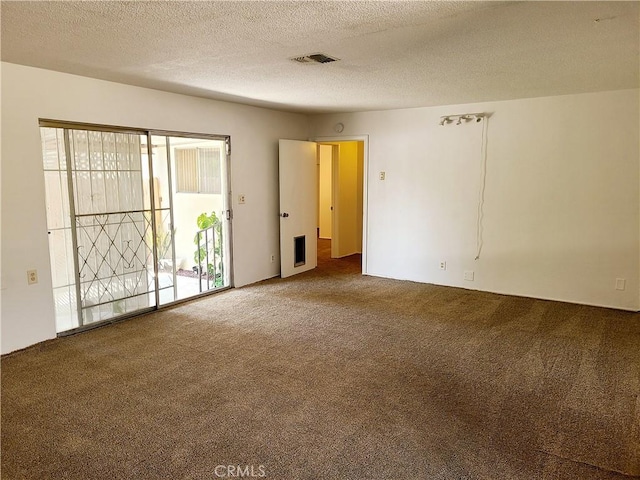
[291,53,339,64]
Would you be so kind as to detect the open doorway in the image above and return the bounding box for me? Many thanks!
[316,141,364,266]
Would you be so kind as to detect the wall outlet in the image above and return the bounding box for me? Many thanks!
[615,278,626,291]
[379,171,386,181]
[270,254,275,263]
[27,269,38,285]
[238,194,246,204]
[464,271,475,281]
[439,261,446,271]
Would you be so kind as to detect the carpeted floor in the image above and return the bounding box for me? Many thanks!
[2,239,639,479]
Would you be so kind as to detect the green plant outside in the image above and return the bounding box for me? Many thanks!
[194,211,224,287]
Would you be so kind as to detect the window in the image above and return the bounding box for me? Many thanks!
[175,147,221,194]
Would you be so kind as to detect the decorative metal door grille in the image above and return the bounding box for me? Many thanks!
[76,211,155,322]
[41,127,156,329]
[68,130,156,325]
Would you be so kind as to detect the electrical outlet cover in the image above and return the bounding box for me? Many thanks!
[27,269,38,285]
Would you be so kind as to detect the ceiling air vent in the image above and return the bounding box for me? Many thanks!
[291,53,339,64]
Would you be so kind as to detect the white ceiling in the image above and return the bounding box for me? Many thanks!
[1,1,638,114]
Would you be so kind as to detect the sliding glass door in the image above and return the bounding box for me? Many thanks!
[150,135,231,305]
[40,122,232,333]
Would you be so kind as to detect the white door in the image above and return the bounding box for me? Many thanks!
[279,139,318,278]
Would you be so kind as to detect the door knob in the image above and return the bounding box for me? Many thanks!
[280,213,289,218]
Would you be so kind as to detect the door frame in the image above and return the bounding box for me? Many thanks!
[311,135,369,275]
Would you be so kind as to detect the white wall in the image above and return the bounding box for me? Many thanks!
[1,62,308,353]
[310,89,640,311]
[2,63,637,355]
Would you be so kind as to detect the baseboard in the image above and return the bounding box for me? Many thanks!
[363,273,639,313]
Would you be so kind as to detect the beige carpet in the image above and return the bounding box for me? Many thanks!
[2,239,639,479]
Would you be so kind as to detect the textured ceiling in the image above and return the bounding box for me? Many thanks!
[1,1,638,114]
